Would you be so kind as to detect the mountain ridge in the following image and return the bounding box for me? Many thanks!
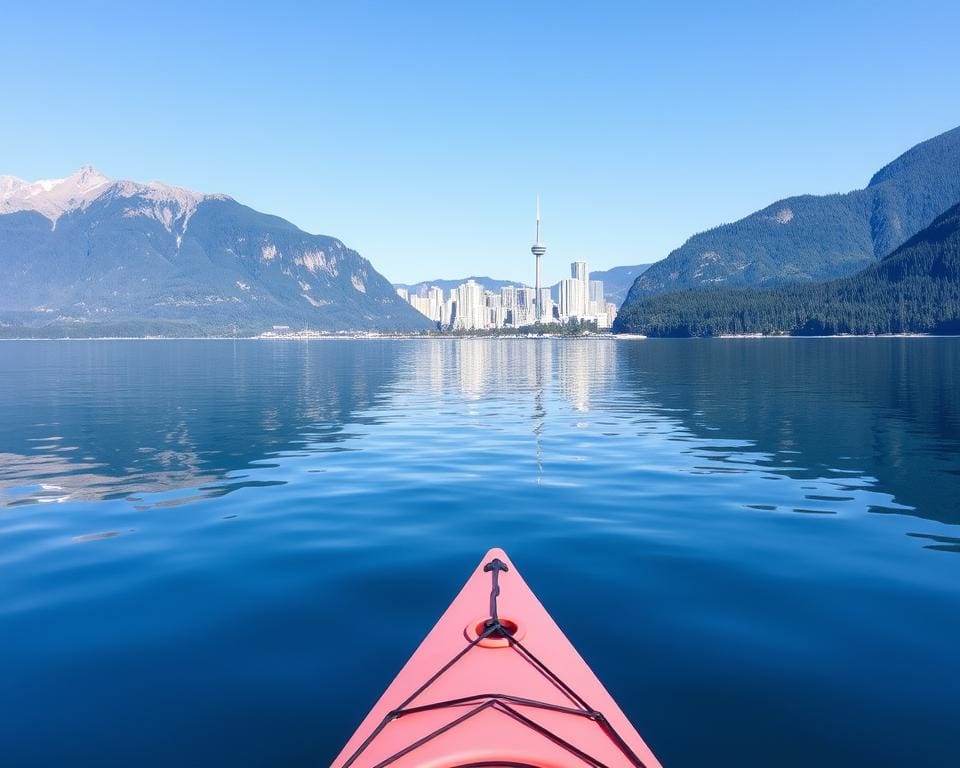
[394,276,524,295]
[0,168,431,335]
[624,125,960,303]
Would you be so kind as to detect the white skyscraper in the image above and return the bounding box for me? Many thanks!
[517,287,536,325]
[404,285,446,325]
[443,292,455,327]
[566,261,589,317]
[453,279,486,330]
[589,280,604,304]
[537,288,553,323]
[558,277,586,318]
[427,286,444,323]
[497,286,517,326]
[409,293,429,317]
[604,302,619,328]
[588,280,605,316]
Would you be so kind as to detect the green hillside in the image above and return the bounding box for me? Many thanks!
[614,204,960,336]
[623,125,960,302]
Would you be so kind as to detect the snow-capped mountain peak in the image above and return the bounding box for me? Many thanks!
[64,164,112,193]
[0,166,229,230]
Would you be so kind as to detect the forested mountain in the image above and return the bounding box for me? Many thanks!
[0,167,431,336]
[613,204,960,336]
[624,125,960,302]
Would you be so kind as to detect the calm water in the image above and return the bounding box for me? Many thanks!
[1,338,958,767]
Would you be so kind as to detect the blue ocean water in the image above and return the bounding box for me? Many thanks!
[0,338,958,767]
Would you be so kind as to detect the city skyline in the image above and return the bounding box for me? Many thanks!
[396,201,619,330]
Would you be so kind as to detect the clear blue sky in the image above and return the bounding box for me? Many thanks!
[3,1,959,284]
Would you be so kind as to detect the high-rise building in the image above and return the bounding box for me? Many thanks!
[516,287,536,325]
[531,197,546,322]
[538,287,552,310]
[558,277,586,318]
[447,298,458,328]
[540,297,556,322]
[404,285,446,325]
[427,286,444,323]
[500,286,517,311]
[605,302,619,328]
[537,288,553,324]
[557,261,590,318]
[443,292,455,327]
[588,280,605,316]
[589,280,604,304]
[453,279,486,330]
[409,293,429,317]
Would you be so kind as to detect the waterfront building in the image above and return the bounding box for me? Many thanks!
[605,302,619,327]
[442,294,455,327]
[428,286,444,322]
[454,279,486,330]
[446,298,458,328]
[588,280,604,302]
[500,285,517,316]
[589,280,605,315]
[403,285,445,325]
[409,293,428,317]
[517,287,536,325]
[538,288,551,312]
[540,297,556,323]
[558,277,585,318]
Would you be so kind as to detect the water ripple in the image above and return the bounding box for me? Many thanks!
[0,338,957,768]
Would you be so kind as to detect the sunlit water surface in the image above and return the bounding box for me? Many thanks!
[1,338,958,767]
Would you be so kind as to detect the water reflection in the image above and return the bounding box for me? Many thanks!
[612,339,960,526]
[403,338,615,408]
[0,340,399,507]
[0,338,957,533]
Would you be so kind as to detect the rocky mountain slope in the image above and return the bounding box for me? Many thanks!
[0,167,430,335]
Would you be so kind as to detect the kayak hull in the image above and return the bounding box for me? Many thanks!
[333,548,662,768]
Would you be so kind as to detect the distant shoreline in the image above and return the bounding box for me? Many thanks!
[714,332,938,339]
[3,333,959,341]
[0,333,639,342]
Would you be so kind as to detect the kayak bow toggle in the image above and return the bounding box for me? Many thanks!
[483,556,510,634]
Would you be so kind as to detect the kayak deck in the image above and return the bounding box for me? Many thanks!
[333,548,662,768]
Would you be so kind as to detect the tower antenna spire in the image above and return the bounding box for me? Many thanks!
[536,194,541,243]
